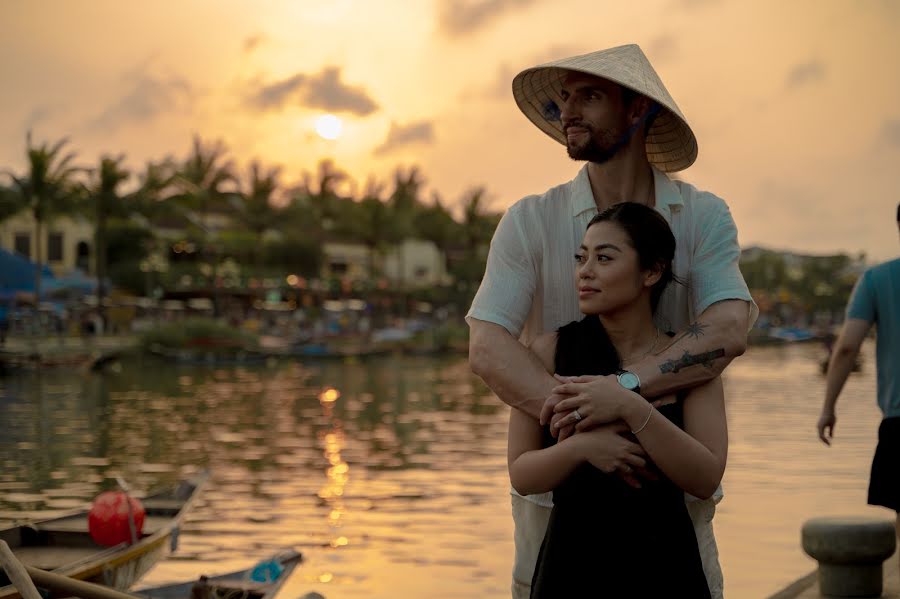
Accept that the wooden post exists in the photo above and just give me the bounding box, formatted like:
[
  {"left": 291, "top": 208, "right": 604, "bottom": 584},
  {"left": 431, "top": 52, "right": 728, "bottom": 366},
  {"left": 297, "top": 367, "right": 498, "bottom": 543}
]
[{"left": 0, "top": 540, "right": 43, "bottom": 599}]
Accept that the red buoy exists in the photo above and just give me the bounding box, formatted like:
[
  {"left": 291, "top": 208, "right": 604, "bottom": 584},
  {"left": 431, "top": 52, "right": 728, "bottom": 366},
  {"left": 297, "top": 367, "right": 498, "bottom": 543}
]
[{"left": 88, "top": 491, "right": 146, "bottom": 546}]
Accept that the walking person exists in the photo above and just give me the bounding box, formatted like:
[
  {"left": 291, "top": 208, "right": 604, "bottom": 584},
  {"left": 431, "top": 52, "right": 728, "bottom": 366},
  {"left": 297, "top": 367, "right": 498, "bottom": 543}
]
[
  {"left": 467, "top": 44, "right": 757, "bottom": 598},
  {"left": 817, "top": 202, "right": 900, "bottom": 578}
]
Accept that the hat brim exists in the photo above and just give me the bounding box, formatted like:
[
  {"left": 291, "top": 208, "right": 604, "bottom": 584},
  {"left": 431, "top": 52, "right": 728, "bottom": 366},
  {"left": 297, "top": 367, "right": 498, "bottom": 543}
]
[{"left": 513, "top": 65, "right": 698, "bottom": 172}]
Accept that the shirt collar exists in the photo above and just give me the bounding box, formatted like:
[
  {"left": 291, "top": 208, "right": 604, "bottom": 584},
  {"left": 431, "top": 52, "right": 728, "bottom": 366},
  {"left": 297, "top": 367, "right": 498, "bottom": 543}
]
[
  {"left": 570, "top": 166, "right": 596, "bottom": 218},
  {"left": 570, "top": 165, "right": 684, "bottom": 219},
  {"left": 653, "top": 167, "right": 684, "bottom": 217}
]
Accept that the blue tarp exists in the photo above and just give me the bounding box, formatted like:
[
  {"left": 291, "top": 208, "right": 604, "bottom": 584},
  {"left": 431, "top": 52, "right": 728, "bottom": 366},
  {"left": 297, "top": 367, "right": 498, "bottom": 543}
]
[
  {"left": 44, "top": 270, "right": 97, "bottom": 295},
  {"left": 0, "top": 248, "right": 54, "bottom": 294}
]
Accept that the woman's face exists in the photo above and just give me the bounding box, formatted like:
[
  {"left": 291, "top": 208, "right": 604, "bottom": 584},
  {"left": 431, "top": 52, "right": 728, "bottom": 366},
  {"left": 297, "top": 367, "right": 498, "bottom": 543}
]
[{"left": 575, "top": 220, "right": 653, "bottom": 315}]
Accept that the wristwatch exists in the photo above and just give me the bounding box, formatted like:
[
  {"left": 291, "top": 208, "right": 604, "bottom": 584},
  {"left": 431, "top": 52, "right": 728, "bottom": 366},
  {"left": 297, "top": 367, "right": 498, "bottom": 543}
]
[{"left": 616, "top": 370, "right": 641, "bottom": 395}]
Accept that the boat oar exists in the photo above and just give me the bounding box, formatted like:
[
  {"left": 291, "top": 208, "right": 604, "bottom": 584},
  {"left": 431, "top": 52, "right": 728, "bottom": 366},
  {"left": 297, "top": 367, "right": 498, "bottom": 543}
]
[
  {"left": 1, "top": 540, "right": 143, "bottom": 599},
  {"left": 0, "top": 540, "right": 42, "bottom": 599},
  {"left": 21, "top": 565, "right": 145, "bottom": 599}
]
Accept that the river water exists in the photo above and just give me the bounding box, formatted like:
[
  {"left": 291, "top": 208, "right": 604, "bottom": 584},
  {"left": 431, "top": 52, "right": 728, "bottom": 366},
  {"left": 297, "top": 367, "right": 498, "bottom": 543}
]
[{"left": 0, "top": 343, "right": 887, "bottom": 598}]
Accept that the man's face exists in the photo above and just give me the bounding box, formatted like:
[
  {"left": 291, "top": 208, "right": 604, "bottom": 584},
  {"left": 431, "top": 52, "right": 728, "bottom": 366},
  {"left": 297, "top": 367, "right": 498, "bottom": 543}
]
[{"left": 558, "top": 72, "right": 632, "bottom": 163}]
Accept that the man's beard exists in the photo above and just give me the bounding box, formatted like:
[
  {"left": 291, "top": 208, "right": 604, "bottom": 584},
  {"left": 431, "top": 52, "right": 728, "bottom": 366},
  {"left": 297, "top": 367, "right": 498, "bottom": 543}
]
[{"left": 566, "top": 123, "right": 632, "bottom": 164}]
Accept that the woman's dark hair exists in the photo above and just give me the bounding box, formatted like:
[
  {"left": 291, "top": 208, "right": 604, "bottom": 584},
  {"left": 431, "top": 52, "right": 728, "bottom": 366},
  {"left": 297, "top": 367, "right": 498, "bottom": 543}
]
[{"left": 586, "top": 202, "right": 679, "bottom": 312}]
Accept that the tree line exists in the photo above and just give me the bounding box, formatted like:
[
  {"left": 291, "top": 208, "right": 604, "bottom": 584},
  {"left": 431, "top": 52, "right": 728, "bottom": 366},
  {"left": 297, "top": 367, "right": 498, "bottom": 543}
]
[{"left": 0, "top": 133, "right": 503, "bottom": 308}]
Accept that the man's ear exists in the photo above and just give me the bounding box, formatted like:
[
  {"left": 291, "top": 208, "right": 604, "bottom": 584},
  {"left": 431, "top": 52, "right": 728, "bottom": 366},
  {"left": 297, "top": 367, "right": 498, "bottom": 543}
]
[{"left": 629, "top": 96, "right": 653, "bottom": 126}]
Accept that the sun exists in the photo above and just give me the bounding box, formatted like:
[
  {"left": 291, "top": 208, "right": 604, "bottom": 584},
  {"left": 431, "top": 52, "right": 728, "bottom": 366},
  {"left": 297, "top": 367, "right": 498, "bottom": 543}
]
[{"left": 315, "top": 114, "right": 343, "bottom": 140}]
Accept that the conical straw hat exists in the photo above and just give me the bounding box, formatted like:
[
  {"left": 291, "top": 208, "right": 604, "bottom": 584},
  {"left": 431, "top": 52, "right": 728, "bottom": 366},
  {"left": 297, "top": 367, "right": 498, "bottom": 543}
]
[{"left": 512, "top": 44, "right": 698, "bottom": 172}]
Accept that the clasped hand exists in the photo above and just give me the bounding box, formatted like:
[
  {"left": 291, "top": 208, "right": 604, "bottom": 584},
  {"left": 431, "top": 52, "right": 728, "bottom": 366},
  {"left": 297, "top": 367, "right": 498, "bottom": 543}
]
[
  {"left": 540, "top": 373, "right": 629, "bottom": 438},
  {"left": 541, "top": 374, "right": 656, "bottom": 488}
]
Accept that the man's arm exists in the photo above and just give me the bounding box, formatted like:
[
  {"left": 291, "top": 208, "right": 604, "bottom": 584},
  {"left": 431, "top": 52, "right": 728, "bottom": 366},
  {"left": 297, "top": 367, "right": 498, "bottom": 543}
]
[
  {"left": 546, "top": 299, "right": 750, "bottom": 430},
  {"left": 469, "top": 319, "right": 557, "bottom": 419},
  {"left": 630, "top": 195, "right": 754, "bottom": 396},
  {"left": 631, "top": 299, "right": 750, "bottom": 397},
  {"left": 817, "top": 318, "right": 871, "bottom": 445},
  {"left": 466, "top": 205, "right": 555, "bottom": 419}
]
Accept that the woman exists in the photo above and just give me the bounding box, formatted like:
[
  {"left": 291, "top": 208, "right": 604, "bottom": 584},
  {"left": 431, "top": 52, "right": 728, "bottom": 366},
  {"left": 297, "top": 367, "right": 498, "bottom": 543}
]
[{"left": 507, "top": 203, "right": 727, "bottom": 598}]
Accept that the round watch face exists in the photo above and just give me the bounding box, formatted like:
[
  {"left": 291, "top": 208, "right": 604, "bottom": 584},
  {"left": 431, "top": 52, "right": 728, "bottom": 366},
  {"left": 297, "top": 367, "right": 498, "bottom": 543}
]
[{"left": 618, "top": 371, "right": 640, "bottom": 391}]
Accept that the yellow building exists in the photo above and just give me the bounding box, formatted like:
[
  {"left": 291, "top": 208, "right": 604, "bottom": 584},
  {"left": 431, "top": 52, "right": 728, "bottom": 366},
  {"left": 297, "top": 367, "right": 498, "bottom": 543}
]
[
  {"left": 321, "top": 239, "right": 450, "bottom": 288},
  {"left": 384, "top": 239, "right": 451, "bottom": 288},
  {"left": 0, "top": 212, "right": 94, "bottom": 275},
  {"left": 321, "top": 241, "right": 372, "bottom": 281}
]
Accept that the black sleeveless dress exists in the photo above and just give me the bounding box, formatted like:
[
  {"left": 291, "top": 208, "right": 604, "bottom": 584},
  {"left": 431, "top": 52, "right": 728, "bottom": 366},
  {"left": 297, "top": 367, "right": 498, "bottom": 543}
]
[{"left": 530, "top": 316, "right": 711, "bottom": 599}]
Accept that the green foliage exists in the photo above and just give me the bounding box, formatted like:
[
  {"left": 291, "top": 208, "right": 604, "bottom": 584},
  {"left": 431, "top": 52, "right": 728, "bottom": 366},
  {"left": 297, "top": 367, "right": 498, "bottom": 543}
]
[
  {"left": 105, "top": 219, "right": 155, "bottom": 294},
  {"left": 6, "top": 133, "right": 83, "bottom": 222},
  {"left": 170, "top": 136, "right": 236, "bottom": 212},
  {"left": 106, "top": 219, "right": 154, "bottom": 264},
  {"left": 217, "top": 230, "right": 259, "bottom": 263},
  {"left": 430, "top": 321, "right": 469, "bottom": 350},
  {"left": 414, "top": 194, "right": 460, "bottom": 252},
  {"left": 4, "top": 133, "right": 83, "bottom": 303},
  {"left": 0, "top": 184, "right": 25, "bottom": 222},
  {"left": 263, "top": 238, "right": 323, "bottom": 276},
  {"left": 140, "top": 317, "right": 258, "bottom": 352},
  {"left": 108, "top": 260, "right": 147, "bottom": 295},
  {"left": 740, "top": 249, "right": 861, "bottom": 315},
  {"left": 3, "top": 132, "right": 506, "bottom": 303}
]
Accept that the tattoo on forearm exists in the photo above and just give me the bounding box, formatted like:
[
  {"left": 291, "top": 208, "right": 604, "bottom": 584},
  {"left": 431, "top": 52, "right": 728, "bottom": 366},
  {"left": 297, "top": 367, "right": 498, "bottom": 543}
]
[
  {"left": 659, "top": 349, "right": 726, "bottom": 374},
  {"left": 676, "top": 321, "right": 708, "bottom": 342}
]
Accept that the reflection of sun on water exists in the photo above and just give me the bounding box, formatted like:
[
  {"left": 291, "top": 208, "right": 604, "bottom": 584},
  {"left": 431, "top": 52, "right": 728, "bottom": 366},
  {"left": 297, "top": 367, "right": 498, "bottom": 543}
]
[
  {"left": 320, "top": 387, "right": 340, "bottom": 403},
  {"left": 314, "top": 114, "right": 343, "bottom": 140},
  {"left": 317, "top": 386, "right": 347, "bottom": 586}
]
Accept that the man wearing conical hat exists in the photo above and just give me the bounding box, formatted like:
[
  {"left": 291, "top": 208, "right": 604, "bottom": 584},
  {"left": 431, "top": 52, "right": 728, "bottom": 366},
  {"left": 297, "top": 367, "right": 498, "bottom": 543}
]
[{"left": 467, "top": 44, "right": 757, "bottom": 598}]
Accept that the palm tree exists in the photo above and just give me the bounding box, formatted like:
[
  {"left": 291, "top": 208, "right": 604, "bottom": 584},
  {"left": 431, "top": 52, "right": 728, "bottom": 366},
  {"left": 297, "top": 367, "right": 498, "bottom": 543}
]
[
  {"left": 172, "top": 137, "right": 236, "bottom": 296},
  {"left": 308, "top": 158, "right": 348, "bottom": 231},
  {"left": 172, "top": 136, "right": 236, "bottom": 232},
  {"left": 456, "top": 186, "right": 501, "bottom": 284},
  {"left": 0, "top": 183, "right": 25, "bottom": 224},
  {"left": 284, "top": 159, "right": 350, "bottom": 247},
  {"left": 387, "top": 167, "right": 425, "bottom": 288},
  {"left": 388, "top": 166, "right": 423, "bottom": 234},
  {"left": 355, "top": 178, "right": 391, "bottom": 280},
  {"left": 131, "top": 158, "right": 178, "bottom": 222},
  {"left": 4, "top": 132, "right": 81, "bottom": 306},
  {"left": 414, "top": 192, "right": 460, "bottom": 269},
  {"left": 234, "top": 161, "right": 282, "bottom": 270},
  {"left": 86, "top": 155, "right": 130, "bottom": 318},
  {"left": 461, "top": 186, "right": 500, "bottom": 251}
]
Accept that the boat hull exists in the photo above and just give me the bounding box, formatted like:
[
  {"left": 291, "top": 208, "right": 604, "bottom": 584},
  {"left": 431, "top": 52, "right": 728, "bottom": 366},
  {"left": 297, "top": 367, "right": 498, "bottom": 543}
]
[{"left": 0, "top": 476, "right": 206, "bottom": 599}]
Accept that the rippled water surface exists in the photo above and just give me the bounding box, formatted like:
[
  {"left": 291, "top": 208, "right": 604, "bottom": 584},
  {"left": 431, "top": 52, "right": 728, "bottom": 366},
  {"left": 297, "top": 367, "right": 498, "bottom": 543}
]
[{"left": 0, "top": 344, "right": 885, "bottom": 598}]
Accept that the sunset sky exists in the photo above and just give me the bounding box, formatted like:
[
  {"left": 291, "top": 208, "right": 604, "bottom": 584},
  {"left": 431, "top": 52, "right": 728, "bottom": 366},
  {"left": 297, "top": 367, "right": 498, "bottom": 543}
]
[{"left": 2, "top": 0, "right": 899, "bottom": 261}]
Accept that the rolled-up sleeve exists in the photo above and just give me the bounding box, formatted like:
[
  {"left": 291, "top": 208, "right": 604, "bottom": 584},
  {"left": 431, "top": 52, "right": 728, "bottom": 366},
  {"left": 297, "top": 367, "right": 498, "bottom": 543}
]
[
  {"left": 466, "top": 207, "right": 537, "bottom": 338},
  {"left": 691, "top": 199, "right": 759, "bottom": 328}
]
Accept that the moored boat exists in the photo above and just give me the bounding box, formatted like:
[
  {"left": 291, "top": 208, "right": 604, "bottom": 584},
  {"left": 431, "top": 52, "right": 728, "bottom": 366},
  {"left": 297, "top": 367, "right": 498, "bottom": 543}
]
[
  {"left": 134, "top": 548, "right": 302, "bottom": 599},
  {"left": 0, "top": 476, "right": 207, "bottom": 599}
]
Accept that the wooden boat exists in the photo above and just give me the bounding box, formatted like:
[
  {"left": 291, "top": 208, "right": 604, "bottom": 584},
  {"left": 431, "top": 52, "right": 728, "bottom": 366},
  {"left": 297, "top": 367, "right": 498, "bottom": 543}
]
[
  {"left": 0, "top": 476, "right": 206, "bottom": 599},
  {"left": 134, "top": 548, "right": 302, "bottom": 599}
]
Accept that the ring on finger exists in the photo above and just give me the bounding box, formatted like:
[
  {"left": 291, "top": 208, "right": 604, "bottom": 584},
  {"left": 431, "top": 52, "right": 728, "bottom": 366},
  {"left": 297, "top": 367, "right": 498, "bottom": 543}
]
[{"left": 572, "top": 409, "right": 583, "bottom": 422}]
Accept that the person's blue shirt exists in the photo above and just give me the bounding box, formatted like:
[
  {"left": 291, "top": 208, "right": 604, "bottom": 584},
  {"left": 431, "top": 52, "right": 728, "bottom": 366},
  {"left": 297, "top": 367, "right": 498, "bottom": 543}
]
[{"left": 846, "top": 257, "right": 900, "bottom": 418}]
